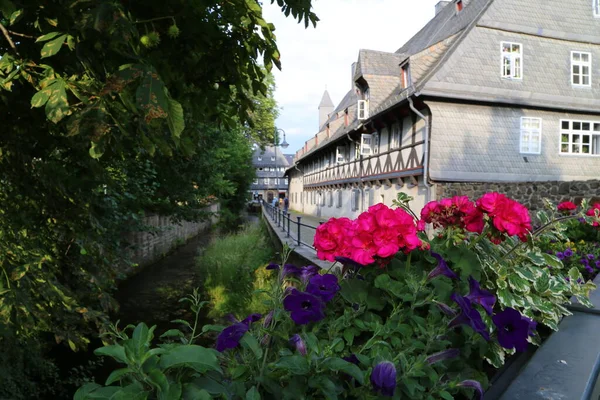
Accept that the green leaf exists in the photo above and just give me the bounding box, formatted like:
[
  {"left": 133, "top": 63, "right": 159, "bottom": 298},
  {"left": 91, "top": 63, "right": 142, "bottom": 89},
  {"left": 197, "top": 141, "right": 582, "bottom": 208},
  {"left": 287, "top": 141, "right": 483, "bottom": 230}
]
[
  {"left": 497, "top": 289, "right": 517, "bottom": 308},
  {"left": 89, "top": 141, "right": 105, "bottom": 159},
  {"left": 160, "top": 329, "right": 184, "bottom": 339},
  {"left": 543, "top": 253, "right": 563, "bottom": 269},
  {"left": 147, "top": 368, "right": 169, "bottom": 393},
  {"left": 136, "top": 70, "right": 169, "bottom": 123},
  {"left": 321, "top": 357, "right": 364, "bottom": 385},
  {"left": 9, "top": 8, "right": 22, "bottom": 25},
  {"left": 273, "top": 355, "right": 309, "bottom": 375},
  {"left": 0, "top": 0, "right": 16, "bottom": 20},
  {"left": 533, "top": 270, "right": 550, "bottom": 293},
  {"left": 568, "top": 267, "right": 581, "bottom": 281},
  {"left": 131, "top": 323, "right": 154, "bottom": 358},
  {"left": 240, "top": 333, "right": 263, "bottom": 359},
  {"left": 35, "top": 31, "right": 62, "bottom": 43},
  {"left": 94, "top": 344, "right": 127, "bottom": 364},
  {"left": 44, "top": 80, "right": 69, "bottom": 123},
  {"left": 159, "top": 345, "right": 221, "bottom": 374},
  {"left": 182, "top": 385, "right": 211, "bottom": 400},
  {"left": 74, "top": 383, "right": 101, "bottom": 400},
  {"left": 246, "top": 386, "right": 261, "bottom": 400},
  {"left": 508, "top": 274, "right": 530, "bottom": 293},
  {"left": 40, "top": 34, "right": 67, "bottom": 58},
  {"left": 439, "top": 390, "right": 454, "bottom": 400},
  {"left": 167, "top": 99, "right": 185, "bottom": 138},
  {"left": 105, "top": 368, "right": 133, "bottom": 385}
]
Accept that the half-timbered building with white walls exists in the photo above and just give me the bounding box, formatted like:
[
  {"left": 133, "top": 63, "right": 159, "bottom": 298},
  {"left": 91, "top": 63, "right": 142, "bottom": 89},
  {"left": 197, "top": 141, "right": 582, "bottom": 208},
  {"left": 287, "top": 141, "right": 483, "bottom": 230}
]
[{"left": 287, "top": 0, "right": 600, "bottom": 220}]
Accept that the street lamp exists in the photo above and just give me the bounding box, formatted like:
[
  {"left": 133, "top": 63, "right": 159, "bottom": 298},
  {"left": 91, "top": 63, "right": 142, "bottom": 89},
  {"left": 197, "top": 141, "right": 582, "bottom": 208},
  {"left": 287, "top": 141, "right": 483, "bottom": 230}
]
[{"left": 274, "top": 128, "right": 288, "bottom": 204}]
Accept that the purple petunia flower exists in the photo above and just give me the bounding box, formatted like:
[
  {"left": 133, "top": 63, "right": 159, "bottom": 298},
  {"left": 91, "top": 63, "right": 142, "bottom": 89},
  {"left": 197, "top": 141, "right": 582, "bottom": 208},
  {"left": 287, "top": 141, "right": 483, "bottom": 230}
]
[
  {"left": 465, "top": 276, "right": 496, "bottom": 315},
  {"left": 282, "top": 264, "right": 301, "bottom": 278},
  {"left": 425, "top": 348, "right": 460, "bottom": 365},
  {"left": 556, "top": 252, "right": 565, "bottom": 260},
  {"left": 241, "top": 313, "right": 262, "bottom": 325},
  {"left": 596, "top": 260, "right": 600, "bottom": 269},
  {"left": 335, "top": 256, "right": 365, "bottom": 268},
  {"left": 457, "top": 380, "right": 483, "bottom": 400},
  {"left": 492, "top": 307, "right": 536, "bottom": 352},
  {"left": 588, "top": 254, "right": 596, "bottom": 260},
  {"left": 266, "top": 263, "right": 280, "bottom": 270},
  {"left": 289, "top": 334, "right": 307, "bottom": 355},
  {"left": 306, "top": 274, "right": 340, "bottom": 302},
  {"left": 427, "top": 252, "right": 459, "bottom": 280},
  {"left": 263, "top": 310, "right": 274, "bottom": 327},
  {"left": 586, "top": 265, "right": 594, "bottom": 274},
  {"left": 300, "top": 265, "right": 320, "bottom": 282},
  {"left": 343, "top": 354, "right": 360, "bottom": 365},
  {"left": 371, "top": 361, "right": 396, "bottom": 397},
  {"left": 449, "top": 293, "right": 490, "bottom": 341},
  {"left": 564, "top": 248, "right": 573, "bottom": 258},
  {"left": 435, "top": 301, "right": 457, "bottom": 317},
  {"left": 283, "top": 288, "right": 325, "bottom": 325},
  {"left": 215, "top": 323, "right": 249, "bottom": 352},
  {"left": 581, "top": 258, "right": 590, "bottom": 266}
]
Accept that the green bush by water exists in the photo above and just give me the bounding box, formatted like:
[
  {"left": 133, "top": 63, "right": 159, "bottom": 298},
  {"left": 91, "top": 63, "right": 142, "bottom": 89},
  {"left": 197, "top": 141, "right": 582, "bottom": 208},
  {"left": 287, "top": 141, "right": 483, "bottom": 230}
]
[{"left": 198, "top": 223, "right": 274, "bottom": 318}]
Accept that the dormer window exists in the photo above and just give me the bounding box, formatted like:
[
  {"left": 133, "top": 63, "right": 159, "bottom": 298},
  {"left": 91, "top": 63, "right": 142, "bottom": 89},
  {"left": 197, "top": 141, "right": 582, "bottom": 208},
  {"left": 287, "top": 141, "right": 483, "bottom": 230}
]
[
  {"left": 271, "top": 156, "right": 275, "bottom": 161},
  {"left": 401, "top": 62, "right": 411, "bottom": 89},
  {"left": 258, "top": 156, "right": 262, "bottom": 161},
  {"left": 456, "top": 0, "right": 463, "bottom": 12},
  {"left": 501, "top": 42, "right": 522, "bottom": 80}
]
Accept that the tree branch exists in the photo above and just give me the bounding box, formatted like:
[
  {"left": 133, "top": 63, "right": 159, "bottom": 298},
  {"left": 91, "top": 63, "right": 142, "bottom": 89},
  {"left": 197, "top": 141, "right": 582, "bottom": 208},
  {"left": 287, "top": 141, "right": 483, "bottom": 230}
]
[
  {"left": 8, "top": 29, "right": 35, "bottom": 39},
  {"left": 0, "top": 22, "right": 20, "bottom": 56},
  {"left": 134, "top": 16, "right": 174, "bottom": 24}
]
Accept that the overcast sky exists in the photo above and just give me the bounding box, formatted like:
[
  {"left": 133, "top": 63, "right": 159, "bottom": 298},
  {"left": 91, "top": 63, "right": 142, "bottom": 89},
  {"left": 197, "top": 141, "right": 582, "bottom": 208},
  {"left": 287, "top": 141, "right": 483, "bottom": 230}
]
[{"left": 262, "top": 0, "right": 441, "bottom": 154}]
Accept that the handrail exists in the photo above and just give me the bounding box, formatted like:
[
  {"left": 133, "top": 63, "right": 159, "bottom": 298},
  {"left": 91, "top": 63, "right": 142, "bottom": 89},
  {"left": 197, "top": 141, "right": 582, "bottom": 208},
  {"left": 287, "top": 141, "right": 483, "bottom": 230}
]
[{"left": 261, "top": 202, "right": 319, "bottom": 250}]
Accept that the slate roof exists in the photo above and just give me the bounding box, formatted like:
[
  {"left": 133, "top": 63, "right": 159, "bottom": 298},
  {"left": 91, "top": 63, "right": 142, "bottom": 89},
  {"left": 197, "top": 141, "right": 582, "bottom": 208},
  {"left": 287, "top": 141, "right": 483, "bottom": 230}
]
[
  {"left": 252, "top": 145, "right": 293, "bottom": 167},
  {"left": 296, "top": 0, "right": 494, "bottom": 163}
]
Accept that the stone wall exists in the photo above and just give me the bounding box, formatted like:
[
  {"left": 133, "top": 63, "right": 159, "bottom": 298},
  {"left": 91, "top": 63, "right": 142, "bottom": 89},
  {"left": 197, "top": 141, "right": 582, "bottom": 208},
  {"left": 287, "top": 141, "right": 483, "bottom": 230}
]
[
  {"left": 435, "top": 180, "right": 600, "bottom": 211},
  {"left": 122, "top": 203, "right": 219, "bottom": 273}
]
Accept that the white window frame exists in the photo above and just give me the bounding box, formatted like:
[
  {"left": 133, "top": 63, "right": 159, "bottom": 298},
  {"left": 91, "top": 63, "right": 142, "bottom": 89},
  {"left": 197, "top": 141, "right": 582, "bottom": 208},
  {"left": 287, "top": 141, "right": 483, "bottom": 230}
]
[
  {"left": 595, "top": 0, "right": 600, "bottom": 17},
  {"left": 571, "top": 51, "right": 592, "bottom": 87},
  {"left": 360, "top": 134, "right": 373, "bottom": 156},
  {"left": 328, "top": 191, "right": 333, "bottom": 207},
  {"left": 373, "top": 133, "right": 380, "bottom": 155},
  {"left": 263, "top": 178, "right": 269, "bottom": 185},
  {"left": 559, "top": 120, "right": 600, "bottom": 156},
  {"left": 358, "top": 100, "right": 369, "bottom": 120},
  {"left": 336, "top": 190, "right": 342, "bottom": 208},
  {"left": 257, "top": 156, "right": 262, "bottom": 161},
  {"left": 500, "top": 42, "right": 523, "bottom": 80},
  {"left": 519, "top": 117, "right": 542, "bottom": 154},
  {"left": 253, "top": 178, "right": 258, "bottom": 184},
  {"left": 351, "top": 189, "right": 359, "bottom": 211},
  {"left": 390, "top": 123, "right": 401, "bottom": 149},
  {"left": 336, "top": 146, "right": 345, "bottom": 163},
  {"left": 271, "top": 156, "right": 275, "bottom": 162}
]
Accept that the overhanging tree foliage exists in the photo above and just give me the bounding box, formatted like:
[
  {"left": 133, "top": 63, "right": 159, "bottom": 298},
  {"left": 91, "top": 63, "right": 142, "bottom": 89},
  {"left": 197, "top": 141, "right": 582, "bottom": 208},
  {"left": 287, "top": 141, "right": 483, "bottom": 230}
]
[{"left": 0, "top": 1, "right": 316, "bottom": 396}]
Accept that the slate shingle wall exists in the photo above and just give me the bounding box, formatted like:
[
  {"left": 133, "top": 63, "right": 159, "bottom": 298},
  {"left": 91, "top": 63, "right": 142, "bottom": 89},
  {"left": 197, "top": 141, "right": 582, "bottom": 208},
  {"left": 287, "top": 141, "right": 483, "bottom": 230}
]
[
  {"left": 427, "top": 101, "right": 600, "bottom": 181},
  {"left": 429, "top": 26, "right": 600, "bottom": 108}
]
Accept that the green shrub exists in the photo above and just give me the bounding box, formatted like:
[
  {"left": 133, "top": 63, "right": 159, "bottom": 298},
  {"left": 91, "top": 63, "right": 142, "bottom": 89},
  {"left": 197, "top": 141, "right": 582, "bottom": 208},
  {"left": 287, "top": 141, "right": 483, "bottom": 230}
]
[{"left": 198, "top": 223, "right": 274, "bottom": 318}]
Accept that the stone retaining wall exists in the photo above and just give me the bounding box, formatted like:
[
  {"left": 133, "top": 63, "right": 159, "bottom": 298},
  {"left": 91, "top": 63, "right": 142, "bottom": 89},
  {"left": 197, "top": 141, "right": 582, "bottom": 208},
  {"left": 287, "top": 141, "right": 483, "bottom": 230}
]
[
  {"left": 123, "top": 203, "right": 219, "bottom": 272},
  {"left": 435, "top": 180, "right": 600, "bottom": 211}
]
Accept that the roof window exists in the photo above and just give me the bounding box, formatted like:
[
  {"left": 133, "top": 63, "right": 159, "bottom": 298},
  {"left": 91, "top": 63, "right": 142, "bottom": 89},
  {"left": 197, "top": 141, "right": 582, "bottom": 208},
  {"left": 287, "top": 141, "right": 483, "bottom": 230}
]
[{"left": 456, "top": 0, "right": 463, "bottom": 12}]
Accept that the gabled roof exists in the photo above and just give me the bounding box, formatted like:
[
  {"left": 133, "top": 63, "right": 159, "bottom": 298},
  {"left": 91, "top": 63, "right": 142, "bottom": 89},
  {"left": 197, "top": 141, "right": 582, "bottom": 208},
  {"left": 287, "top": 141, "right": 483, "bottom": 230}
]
[
  {"left": 354, "top": 49, "right": 407, "bottom": 80},
  {"left": 396, "top": 0, "right": 491, "bottom": 56},
  {"left": 318, "top": 90, "right": 334, "bottom": 108}
]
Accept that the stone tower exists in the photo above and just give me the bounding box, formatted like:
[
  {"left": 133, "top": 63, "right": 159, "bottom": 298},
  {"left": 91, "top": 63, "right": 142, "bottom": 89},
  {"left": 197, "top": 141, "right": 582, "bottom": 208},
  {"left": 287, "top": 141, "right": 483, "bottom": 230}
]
[{"left": 318, "top": 90, "right": 334, "bottom": 129}]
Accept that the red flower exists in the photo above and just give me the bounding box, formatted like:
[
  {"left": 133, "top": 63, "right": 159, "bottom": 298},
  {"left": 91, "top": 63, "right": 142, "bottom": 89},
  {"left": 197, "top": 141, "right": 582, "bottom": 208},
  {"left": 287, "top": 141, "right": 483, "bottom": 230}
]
[
  {"left": 586, "top": 203, "right": 600, "bottom": 227},
  {"left": 477, "top": 193, "right": 531, "bottom": 242},
  {"left": 557, "top": 201, "right": 577, "bottom": 212},
  {"left": 420, "top": 196, "right": 483, "bottom": 233},
  {"left": 314, "top": 217, "right": 354, "bottom": 261}
]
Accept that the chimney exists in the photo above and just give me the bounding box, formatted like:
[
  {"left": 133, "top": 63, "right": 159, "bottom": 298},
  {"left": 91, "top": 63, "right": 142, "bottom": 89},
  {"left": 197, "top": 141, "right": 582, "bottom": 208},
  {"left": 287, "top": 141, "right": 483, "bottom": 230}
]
[
  {"left": 351, "top": 62, "right": 357, "bottom": 90},
  {"left": 435, "top": 1, "right": 451, "bottom": 15}
]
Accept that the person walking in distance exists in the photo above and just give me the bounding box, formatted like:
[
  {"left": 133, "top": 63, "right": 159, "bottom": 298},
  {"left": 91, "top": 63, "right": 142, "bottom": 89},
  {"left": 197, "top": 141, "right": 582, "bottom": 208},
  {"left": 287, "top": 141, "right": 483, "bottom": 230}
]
[{"left": 283, "top": 197, "right": 289, "bottom": 214}]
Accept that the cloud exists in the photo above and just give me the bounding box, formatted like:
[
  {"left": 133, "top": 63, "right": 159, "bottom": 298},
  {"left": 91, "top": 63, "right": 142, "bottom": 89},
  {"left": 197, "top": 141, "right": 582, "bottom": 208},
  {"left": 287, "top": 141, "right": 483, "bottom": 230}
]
[{"left": 262, "top": 0, "right": 441, "bottom": 153}]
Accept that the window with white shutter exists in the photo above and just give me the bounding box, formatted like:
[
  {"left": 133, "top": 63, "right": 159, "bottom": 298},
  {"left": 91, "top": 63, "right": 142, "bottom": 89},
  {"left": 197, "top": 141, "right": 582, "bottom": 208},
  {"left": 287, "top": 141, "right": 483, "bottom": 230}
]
[
  {"left": 520, "top": 117, "right": 542, "bottom": 154},
  {"left": 358, "top": 100, "right": 369, "bottom": 120},
  {"left": 501, "top": 42, "right": 522, "bottom": 79},
  {"left": 360, "top": 134, "right": 373, "bottom": 156},
  {"left": 336, "top": 146, "right": 345, "bottom": 163}
]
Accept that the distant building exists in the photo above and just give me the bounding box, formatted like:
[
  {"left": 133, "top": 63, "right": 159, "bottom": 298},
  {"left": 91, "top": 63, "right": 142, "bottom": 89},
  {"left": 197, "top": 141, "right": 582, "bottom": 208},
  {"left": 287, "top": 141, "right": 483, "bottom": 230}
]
[
  {"left": 250, "top": 145, "right": 294, "bottom": 203},
  {"left": 286, "top": 0, "right": 600, "bottom": 219}
]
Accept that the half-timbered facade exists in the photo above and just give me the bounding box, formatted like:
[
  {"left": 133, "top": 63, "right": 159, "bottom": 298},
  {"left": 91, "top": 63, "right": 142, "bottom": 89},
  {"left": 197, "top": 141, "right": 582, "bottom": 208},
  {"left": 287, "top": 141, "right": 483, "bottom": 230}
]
[{"left": 287, "top": 0, "right": 600, "bottom": 219}]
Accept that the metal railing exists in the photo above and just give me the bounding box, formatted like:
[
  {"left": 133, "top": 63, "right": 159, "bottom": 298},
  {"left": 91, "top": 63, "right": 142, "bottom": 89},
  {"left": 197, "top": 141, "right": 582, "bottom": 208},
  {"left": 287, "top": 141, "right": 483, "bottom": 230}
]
[{"left": 262, "top": 202, "right": 322, "bottom": 249}]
